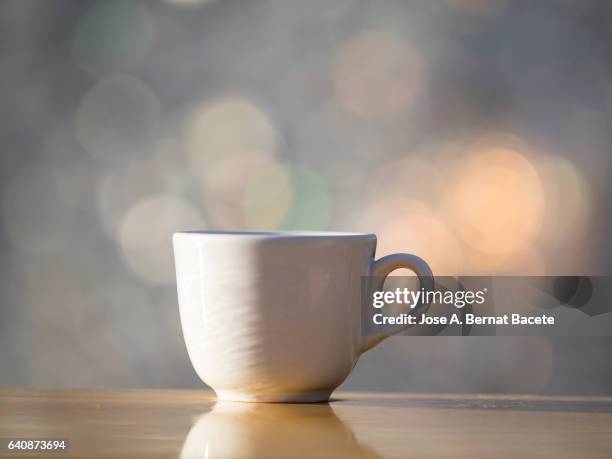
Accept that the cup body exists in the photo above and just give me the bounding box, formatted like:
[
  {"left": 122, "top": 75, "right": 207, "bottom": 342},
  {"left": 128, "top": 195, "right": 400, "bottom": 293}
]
[{"left": 173, "top": 231, "right": 376, "bottom": 402}]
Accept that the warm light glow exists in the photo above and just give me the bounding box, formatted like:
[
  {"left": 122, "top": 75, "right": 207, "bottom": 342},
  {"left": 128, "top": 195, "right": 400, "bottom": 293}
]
[
  {"left": 183, "top": 96, "right": 278, "bottom": 177},
  {"left": 355, "top": 198, "right": 464, "bottom": 275},
  {"left": 446, "top": 147, "right": 545, "bottom": 255}
]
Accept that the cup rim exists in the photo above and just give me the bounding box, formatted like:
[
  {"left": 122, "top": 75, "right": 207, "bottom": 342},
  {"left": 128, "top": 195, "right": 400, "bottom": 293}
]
[{"left": 173, "top": 230, "right": 376, "bottom": 239}]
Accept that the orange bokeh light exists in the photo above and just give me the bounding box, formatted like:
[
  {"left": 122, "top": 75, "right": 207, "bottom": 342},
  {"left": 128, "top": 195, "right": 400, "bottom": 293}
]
[{"left": 445, "top": 147, "right": 545, "bottom": 255}]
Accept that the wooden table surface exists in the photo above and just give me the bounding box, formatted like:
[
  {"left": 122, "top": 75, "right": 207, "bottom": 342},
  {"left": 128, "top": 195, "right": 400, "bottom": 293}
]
[{"left": 1, "top": 389, "right": 612, "bottom": 458}]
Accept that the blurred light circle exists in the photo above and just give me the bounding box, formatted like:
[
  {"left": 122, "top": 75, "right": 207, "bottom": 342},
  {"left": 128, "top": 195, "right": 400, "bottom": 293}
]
[
  {"left": 1, "top": 166, "right": 75, "bottom": 255},
  {"left": 358, "top": 198, "right": 464, "bottom": 275},
  {"left": 280, "top": 168, "right": 333, "bottom": 230},
  {"left": 184, "top": 96, "right": 278, "bottom": 176},
  {"left": 446, "top": 148, "right": 545, "bottom": 255},
  {"left": 119, "top": 194, "right": 205, "bottom": 283},
  {"left": 241, "top": 161, "right": 292, "bottom": 230},
  {"left": 334, "top": 30, "right": 425, "bottom": 117},
  {"left": 201, "top": 155, "right": 262, "bottom": 228},
  {"left": 385, "top": 211, "right": 464, "bottom": 276},
  {"left": 76, "top": 75, "right": 161, "bottom": 162},
  {"left": 536, "top": 155, "right": 591, "bottom": 245},
  {"left": 204, "top": 162, "right": 331, "bottom": 232},
  {"left": 72, "top": 0, "right": 156, "bottom": 76}
]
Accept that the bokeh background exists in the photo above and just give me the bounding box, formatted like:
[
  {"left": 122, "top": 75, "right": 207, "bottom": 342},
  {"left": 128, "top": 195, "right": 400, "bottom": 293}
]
[{"left": 1, "top": 0, "right": 611, "bottom": 393}]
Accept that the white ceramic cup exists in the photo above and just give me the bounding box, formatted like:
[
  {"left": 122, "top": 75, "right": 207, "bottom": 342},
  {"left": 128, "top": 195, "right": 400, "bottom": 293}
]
[{"left": 173, "top": 231, "right": 433, "bottom": 402}]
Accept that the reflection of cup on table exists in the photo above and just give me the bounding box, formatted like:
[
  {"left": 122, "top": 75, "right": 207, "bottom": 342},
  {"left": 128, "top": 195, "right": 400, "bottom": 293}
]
[
  {"left": 173, "top": 231, "right": 433, "bottom": 402},
  {"left": 180, "top": 402, "right": 383, "bottom": 459}
]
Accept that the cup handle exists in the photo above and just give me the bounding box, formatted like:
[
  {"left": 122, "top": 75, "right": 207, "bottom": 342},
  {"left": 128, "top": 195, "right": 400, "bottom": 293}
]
[{"left": 360, "top": 253, "right": 434, "bottom": 354}]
